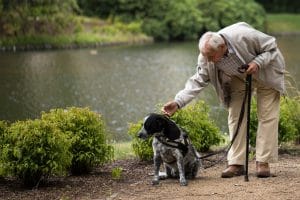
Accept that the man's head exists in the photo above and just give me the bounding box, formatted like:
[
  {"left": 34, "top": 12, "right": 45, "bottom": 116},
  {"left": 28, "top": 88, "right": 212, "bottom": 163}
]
[{"left": 199, "top": 32, "right": 227, "bottom": 63}]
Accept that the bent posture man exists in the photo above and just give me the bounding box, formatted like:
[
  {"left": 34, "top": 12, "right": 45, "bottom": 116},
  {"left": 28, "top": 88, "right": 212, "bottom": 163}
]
[{"left": 162, "top": 22, "right": 285, "bottom": 178}]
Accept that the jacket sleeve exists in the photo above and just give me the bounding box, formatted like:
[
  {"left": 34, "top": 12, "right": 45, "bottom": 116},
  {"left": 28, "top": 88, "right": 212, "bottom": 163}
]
[
  {"left": 174, "top": 54, "right": 210, "bottom": 108},
  {"left": 243, "top": 25, "right": 278, "bottom": 69}
]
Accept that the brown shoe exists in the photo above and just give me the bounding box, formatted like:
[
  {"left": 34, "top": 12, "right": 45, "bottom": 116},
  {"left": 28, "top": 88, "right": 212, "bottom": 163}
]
[
  {"left": 221, "top": 165, "right": 245, "bottom": 178},
  {"left": 256, "top": 162, "right": 270, "bottom": 178}
]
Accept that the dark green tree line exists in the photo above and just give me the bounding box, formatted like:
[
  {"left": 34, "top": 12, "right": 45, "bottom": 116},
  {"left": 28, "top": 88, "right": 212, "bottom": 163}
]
[
  {"left": 77, "top": 0, "right": 266, "bottom": 41},
  {"left": 0, "top": 0, "right": 79, "bottom": 37},
  {"left": 0, "top": 0, "right": 266, "bottom": 43},
  {"left": 255, "top": 0, "right": 300, "bottom": 13}
]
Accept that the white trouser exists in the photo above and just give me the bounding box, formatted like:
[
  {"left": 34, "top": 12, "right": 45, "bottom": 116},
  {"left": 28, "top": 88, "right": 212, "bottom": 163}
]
[{"left": 227, "top": 76, "right": 280, "bottom": 165}]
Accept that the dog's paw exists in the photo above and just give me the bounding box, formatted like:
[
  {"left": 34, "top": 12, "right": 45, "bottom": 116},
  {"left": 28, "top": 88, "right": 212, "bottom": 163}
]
[
  {"left": 152, "top": 179, "right": 160, "bottom": 185},
  {"left": 158, "top": 171, "right": 167, "bottom": 180},
  {"left": 180, "top": 180, "right": 188, "bottom": 186},
  {"left": 179, "top": 178, "right": 188, "bottom": 186}
]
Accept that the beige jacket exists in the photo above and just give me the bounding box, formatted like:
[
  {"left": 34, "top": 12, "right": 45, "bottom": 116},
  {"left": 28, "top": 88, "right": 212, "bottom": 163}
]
[{"left": 175, "top": 22, "right": 285, "bottom": 108}]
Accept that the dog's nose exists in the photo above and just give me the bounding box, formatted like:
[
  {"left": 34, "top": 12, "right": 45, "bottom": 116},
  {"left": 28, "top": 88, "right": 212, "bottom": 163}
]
[
  {"left": 137, "top": 132, "right": 142, "bottom": 138},
  {"left": 137, "top": 131, "right": 145, "bottom": 138},
  {"left": 137, "top": 130, "right": 147, "bottom": 139}
]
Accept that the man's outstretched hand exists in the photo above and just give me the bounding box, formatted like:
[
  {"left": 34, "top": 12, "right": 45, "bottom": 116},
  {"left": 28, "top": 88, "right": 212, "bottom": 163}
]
[{"left": 161, "top": 101, "right": 179, "bottom": 117}]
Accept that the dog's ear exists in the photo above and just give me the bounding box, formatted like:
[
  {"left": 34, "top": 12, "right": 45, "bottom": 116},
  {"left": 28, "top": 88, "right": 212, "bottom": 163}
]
[{"left": 163, "top": 118, "right": 181, "bottom": 140}]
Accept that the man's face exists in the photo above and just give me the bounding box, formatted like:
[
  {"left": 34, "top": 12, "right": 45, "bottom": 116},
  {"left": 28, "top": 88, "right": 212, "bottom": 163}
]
[{"left": 202, "top": 43, "right": 226, "bottom": 63}]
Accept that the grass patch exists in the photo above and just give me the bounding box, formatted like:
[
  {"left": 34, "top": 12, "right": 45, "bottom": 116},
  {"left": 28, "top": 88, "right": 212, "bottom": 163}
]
[
  {"left": 0, "top": 16, "right": 152, "bottom": 50},
  {"left": 112, "top": 141, "right": 135, "bottom": 160},
  {"left": 266, "top": 13, "right": 300, "bottom": 33}
]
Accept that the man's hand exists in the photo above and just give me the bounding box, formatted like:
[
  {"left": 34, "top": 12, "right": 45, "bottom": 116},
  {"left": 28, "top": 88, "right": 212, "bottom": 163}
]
[
  {"left": 161, "top": 101, "right": 179, "bottom": 117},
  {"left": 246, "top": 62, "right": 259, "bottom": 74}
]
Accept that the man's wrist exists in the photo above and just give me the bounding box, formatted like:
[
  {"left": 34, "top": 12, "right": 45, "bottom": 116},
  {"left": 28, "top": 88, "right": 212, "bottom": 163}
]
[{"left": 175, "top": 102, "right": 180, "bottom": 109}]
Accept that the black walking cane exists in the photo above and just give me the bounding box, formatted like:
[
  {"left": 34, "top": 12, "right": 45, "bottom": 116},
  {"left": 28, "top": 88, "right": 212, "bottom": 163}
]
[
  {"left": 244, "top": 73, "right": 252, "bottom": 182},
  {"left": 238, "top": 64, "right": 252, "bottom": 182}
]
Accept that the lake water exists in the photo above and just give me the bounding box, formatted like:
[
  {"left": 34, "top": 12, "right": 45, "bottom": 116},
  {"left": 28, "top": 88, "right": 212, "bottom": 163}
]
[{"left": 0, "top": 36, "right": 299, "bottom": 141}]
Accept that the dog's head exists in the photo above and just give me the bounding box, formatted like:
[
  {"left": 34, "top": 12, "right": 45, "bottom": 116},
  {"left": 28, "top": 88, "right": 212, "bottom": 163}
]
[{"left": 137, "top": 113, "right": 181, "bottom": 140}]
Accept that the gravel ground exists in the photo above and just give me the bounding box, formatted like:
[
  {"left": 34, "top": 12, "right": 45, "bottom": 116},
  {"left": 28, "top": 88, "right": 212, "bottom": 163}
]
[{"left": 0, "top": 148, "right": 299, "bottom": 200}]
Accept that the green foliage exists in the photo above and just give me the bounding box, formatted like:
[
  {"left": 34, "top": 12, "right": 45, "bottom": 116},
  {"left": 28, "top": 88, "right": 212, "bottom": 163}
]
[
  {"left": 0, "top": 15, "right": 150, "bottom": 50},
  {"left": 41, "top": 107, "right": 114, "bottom": 175},
  {"left": 1, "top": 0, "right": 267, "bottom": 47},
  {"left": 78, "top": 0, "right": 266, "bottom": 41},
  {"left": 0, "top": 120, "right": 7, "bottom": 142},
  {"left": 77, "top": 0, "right": 146, "bottom": 19},
  {"left": 0, "top": 107, "right": 115, "bottom": 185},
  {"left": 249, "top": 96, "right": 300, "bottom": 146},
  {"left": 0, "top": 119, "right": 72, "bottom": 187},
  {"left": 198, "top": 0, "right": 266, "bottom": 31},
  {"left": 141, "top": 0, "right": 204, "bottom": 40},
  {"left": 278, "top": 97, "right": 300, "bottom": 143},
  {"left": 128, "top": 121, "right": 153, "bottom": 161},
  {"left": 0, "top": 121, "right": 8, "bottom": 177},
  {"left": 172, "top": 101, "right": 225, "bottom": 152},
  {"left": 249, "top": 99, "right": 258, "bottom": 147},
  {"left": 255, "top": 0, "right": 300, "bottom": 13},
  {"left": 1, "top": 0, "right": 79, "bottom": 13},
  {"left": 142, "top": 18, "right": 169, "bottom": 41},
  {"left": 0, "top": 0, "right": 80, "bottom": 37},
  {"left": 166, "top": 0, "right": 203, "bottom": 40},
  {"left": 128, "top": 101, "right": 224, "bottom": 161},
  {"left": 111, "top": 167, "right": 123, "bottom": 180}
]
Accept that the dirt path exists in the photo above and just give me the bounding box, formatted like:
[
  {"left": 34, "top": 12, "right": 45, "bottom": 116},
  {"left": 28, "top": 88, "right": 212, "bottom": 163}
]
[
  {"left": 113, "top": 154, "right": 300, "bottom": 200},
  {"left": 0, "top": 153, "right": 299, "bottom": 200}
]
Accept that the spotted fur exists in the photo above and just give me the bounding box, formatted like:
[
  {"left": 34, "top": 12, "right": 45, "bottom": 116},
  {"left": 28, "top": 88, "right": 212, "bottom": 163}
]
[{"left": 138, "top": 113, "right": 201, "bottom": 186}]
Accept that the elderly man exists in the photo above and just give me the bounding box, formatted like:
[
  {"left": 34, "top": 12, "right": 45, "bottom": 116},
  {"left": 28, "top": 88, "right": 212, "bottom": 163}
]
[{"left": 162, "top": 22, "right": 285, "bottom": 178}]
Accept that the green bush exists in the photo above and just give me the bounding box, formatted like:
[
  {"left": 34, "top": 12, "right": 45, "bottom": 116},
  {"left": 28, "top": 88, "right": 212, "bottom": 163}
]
[
  {"left": 128, "top": 121, "right": 153, "bottom": 161},
  {"left": 198, "top": 0, "right": 266, "bottom": 31},
  {"left": 128, "top": 101, "right": 224, "bottom": 161},
  {"left": 142, "top": 18, "right": 169, "bottom": 41},
  {"left": 0, "top": 120, "right": 7, "bottom": 143},
  {"left": 249, "top": 99, "right": 258, "bottom": 147},
  {"left": 172, "top": 101, "right": 225, "bottom": 152},
  {"left": 41, "top": 107, "right": 114, "bottom": 175},
  {"left": 0, "top": 119, "right": 72, "bottom": 187},
  {"left": 249, "top": 96, "right": 300, "bottom": 146},
  {"left": 165, "top": 0, "right": 203, "bottom": 40},
  {"left": 141, "top": 0, "right": 204, "bottom": 41},
  {"left": 0, "top": 121, "right": 8, "bottom": 177},
  {"left": 278, "top": 97, "right": 300, "bottom": 143}
]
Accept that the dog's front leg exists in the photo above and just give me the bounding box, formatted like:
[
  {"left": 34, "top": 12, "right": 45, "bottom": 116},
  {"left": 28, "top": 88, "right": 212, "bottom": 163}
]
[
  {"left": 177, "top": 155, "right": 187, "bottom": 186},
  {"left": 152, "top": 154, "right": 162, "bottom": 185}
]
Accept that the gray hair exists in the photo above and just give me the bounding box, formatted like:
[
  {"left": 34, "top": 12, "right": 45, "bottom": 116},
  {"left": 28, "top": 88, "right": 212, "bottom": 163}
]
[{"left": 198, "top": 32, "right": 224, "bottom": 53}]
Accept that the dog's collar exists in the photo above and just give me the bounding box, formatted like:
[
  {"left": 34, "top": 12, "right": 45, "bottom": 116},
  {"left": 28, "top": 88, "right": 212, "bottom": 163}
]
[{"left": 154, "top": 133, "right": 189, "bottom": 156}]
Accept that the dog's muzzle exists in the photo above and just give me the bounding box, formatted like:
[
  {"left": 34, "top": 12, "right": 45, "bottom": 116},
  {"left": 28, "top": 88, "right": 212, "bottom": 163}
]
[{"left": 137, "top": 128, "right": 149, "bottom": 140}]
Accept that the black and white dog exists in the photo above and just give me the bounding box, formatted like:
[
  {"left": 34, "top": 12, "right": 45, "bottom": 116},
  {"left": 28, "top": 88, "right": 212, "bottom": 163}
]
[{"left": 138, "top": 113, "right": 201, "bottom": 186}]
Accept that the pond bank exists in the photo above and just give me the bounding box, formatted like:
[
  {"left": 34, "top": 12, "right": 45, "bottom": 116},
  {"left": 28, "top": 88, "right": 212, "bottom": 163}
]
[
  {"left": 2, "top": 31, "right": 300, "bottom": 52},
  {"left": 0, "top": 37, "right": 153, "bottom": 52},
  {"left": 0, "top": 15, "right": 153, "bottom": 52}
]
